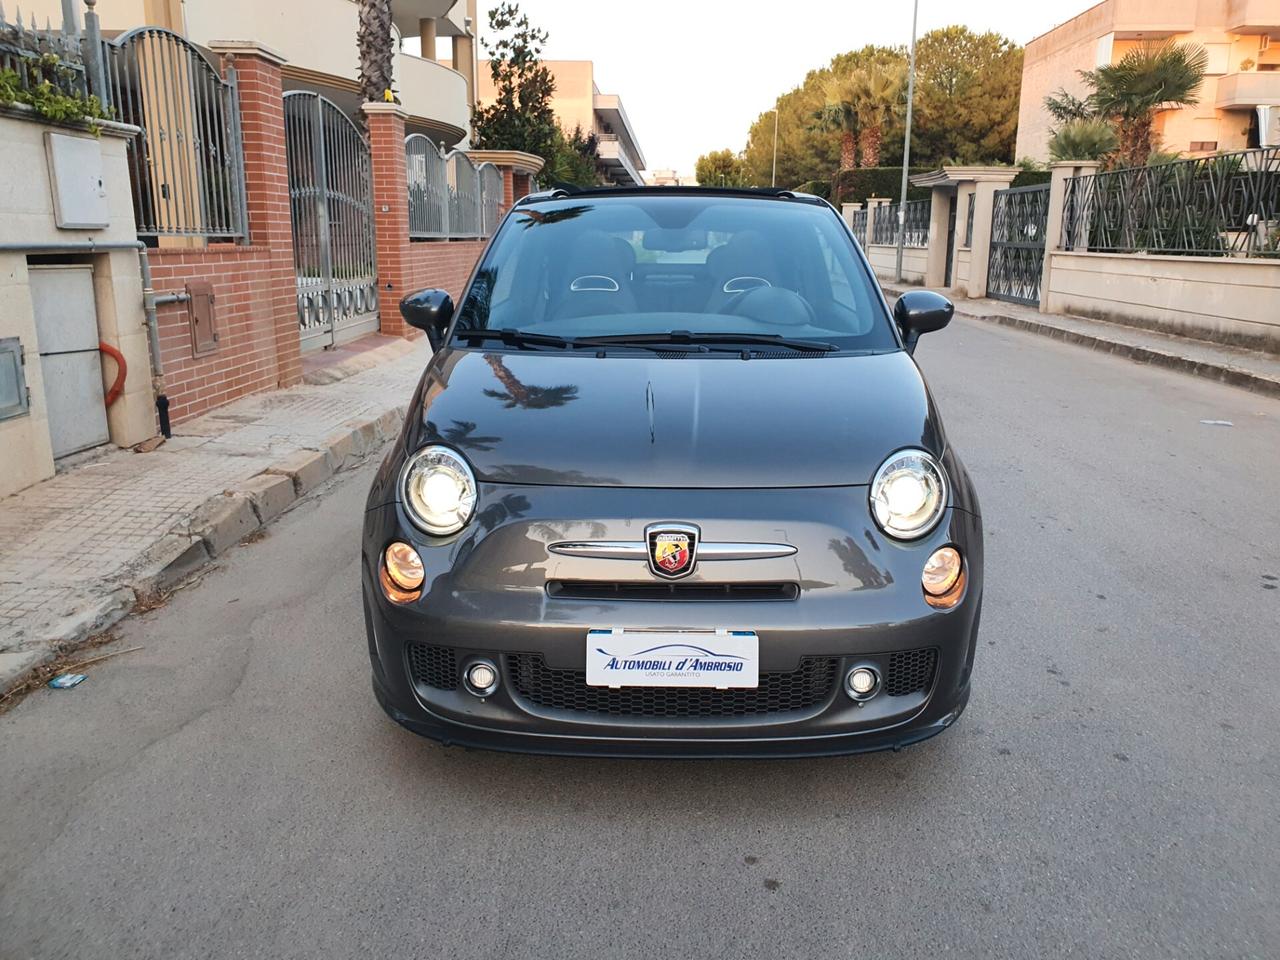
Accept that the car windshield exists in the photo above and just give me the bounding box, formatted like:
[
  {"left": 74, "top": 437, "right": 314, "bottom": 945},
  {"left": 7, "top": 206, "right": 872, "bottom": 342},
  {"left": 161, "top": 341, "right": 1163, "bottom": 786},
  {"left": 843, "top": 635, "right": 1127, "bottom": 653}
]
[{"left": 452, "top": 194, "right": 898, "bottom": 353}]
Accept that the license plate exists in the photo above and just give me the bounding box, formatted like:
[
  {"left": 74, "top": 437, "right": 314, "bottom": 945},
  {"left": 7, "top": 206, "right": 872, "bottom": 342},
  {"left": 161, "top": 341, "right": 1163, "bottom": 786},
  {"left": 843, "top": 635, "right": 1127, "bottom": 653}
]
[{"left": 585, "top": 629, "right": 759, "bottom": 689}]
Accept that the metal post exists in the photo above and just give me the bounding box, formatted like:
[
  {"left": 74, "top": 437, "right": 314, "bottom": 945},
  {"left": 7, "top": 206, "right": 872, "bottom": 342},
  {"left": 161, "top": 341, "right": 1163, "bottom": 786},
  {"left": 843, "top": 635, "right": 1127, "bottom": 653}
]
[
  {"left": 894, "top": 0, "right": 919, "bottom": 284},
  {"left": 61, "top": 0, "right": 79, "bottom": 35},
  {"left": 81, "top": 0, "right": 107, "bottom": 106},
  {"left": 771, "top": 104, "right": 779, "bottom": 188}
]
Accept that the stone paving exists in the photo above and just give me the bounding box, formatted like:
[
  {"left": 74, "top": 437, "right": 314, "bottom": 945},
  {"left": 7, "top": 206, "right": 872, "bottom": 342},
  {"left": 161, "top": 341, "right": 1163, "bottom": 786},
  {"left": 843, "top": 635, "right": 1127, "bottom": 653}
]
[{"left": 0, "top": 338, "right": 431, "bottom": 690}]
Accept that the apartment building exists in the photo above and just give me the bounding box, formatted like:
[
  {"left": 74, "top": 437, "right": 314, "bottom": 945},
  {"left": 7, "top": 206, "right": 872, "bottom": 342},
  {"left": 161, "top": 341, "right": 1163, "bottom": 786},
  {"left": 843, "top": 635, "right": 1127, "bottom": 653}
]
[
  {"left": 24, "top": 0, "right": 479, "bottom": 146},
  {"left": 1016, "top": 0, "right": 1280, "bottom": 161},
  {"left": 477, "top": 60, "right": 647, "bottom": 185}
]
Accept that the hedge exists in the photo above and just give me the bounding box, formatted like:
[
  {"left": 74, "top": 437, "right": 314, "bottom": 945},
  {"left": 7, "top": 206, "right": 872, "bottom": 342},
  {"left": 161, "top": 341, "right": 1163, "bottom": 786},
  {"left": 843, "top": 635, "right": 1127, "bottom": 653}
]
[
  {"left": 1011, "top": 170, "right": 1052, "bottom": 188},
  {"left": 829, "top": 167, "right": 932, "bottom": 206}
]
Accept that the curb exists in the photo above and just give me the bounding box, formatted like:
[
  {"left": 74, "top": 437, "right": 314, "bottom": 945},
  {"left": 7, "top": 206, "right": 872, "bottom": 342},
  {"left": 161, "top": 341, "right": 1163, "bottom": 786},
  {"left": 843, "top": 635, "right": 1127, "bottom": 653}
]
[
  {"left": 881, "top": 284, "right": 1280, "bottom": 401},
  {"left": 968, "top": 312, "right": 1280, "bottom": 401},
  {"left": 0, "top": 404, "right": 407, "bottom": 698}
]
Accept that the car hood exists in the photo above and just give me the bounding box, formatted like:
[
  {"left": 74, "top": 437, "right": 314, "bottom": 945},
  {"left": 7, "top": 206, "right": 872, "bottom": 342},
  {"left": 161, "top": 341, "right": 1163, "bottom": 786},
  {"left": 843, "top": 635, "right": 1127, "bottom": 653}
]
[{"left": 417, "top": 349, "right": 945, "bottom": 488}]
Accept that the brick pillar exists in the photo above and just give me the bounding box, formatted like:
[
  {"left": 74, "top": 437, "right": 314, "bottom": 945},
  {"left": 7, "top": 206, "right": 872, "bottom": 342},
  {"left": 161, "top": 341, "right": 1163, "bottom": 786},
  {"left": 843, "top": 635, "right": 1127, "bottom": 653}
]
[
  {"left": 210, "top": 42, "right": 301, "bottom": 387},
  {"left": 363, "top": 102, "right": 417, "bottom": 340},
  {"left": 501, "top": 167, "right": 516, "bottom": 213}
]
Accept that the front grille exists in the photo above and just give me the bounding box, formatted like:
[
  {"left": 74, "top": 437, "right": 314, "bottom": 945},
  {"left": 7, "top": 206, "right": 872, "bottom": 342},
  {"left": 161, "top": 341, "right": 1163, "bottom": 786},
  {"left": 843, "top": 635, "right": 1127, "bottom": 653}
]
[
  {"left": 508, "top": 654, "right": 839, "bottom": 718},
  {"left": 408, "top": 643, "right": 458, "bottom": 690},
  {"left": 547, "top": 581, "right": 799, "bottom": 602},
  {"left": 883, "top": 648, "right": 938, "bottom": 697}
]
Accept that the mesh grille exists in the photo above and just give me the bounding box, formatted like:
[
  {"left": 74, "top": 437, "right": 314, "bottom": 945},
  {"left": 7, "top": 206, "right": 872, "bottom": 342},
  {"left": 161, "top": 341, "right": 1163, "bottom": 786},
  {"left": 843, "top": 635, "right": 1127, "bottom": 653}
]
[
  {"left": 508, "top": 655, "right": 839, "bottom": 719},
  {"left": 408, "top": 644, "right": 458, "bottom": 691},
  {"left": 883, "top": 648, "right": 938, "bottom": 697},
  {"left": 548, "top": 581, "right": 798, "bottom": 602}
]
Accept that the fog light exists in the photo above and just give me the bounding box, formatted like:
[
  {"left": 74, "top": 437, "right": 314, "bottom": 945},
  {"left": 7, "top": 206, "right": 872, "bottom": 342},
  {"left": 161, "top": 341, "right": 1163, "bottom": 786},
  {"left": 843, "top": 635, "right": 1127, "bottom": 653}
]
[
  {"left": 846, "top": 666, "right": 881, "bottom": 702},
  {"left": 464, "top": 660, "right": 499, "bottom": 697},
  {"left": 922, "top": 546, "right": 966, "bottom": 609}
]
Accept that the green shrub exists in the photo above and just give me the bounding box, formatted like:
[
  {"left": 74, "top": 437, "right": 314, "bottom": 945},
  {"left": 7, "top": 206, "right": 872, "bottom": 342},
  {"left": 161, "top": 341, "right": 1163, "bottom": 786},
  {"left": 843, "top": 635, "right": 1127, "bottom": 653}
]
[
  {"left": 1011, "top": 170, "right": 1052, "bottom": 188},
  {"left": 830, "top": 167, "right": 931, "bottom": 206}
]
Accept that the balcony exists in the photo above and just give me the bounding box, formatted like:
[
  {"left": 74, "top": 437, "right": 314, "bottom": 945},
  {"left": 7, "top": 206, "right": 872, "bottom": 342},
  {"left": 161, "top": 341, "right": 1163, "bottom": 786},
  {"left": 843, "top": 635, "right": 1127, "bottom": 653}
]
[
  {"left": 181, "top": 0, "right": 470, "bottom": 143},
  {"left": 596, "top": 135, "right": 643, "bottom": 186},
  {"left": 1226, "top": 0, "right": 1280, "bottom": 35},
  {"left": 1215, "top": 71, "right": 1280, "bottom": 109}
]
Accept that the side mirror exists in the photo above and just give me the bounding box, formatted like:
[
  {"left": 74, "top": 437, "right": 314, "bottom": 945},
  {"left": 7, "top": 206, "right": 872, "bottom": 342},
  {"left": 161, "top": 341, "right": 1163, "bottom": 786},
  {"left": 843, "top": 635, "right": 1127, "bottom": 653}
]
[
  {"left": 893, "top": 290, "right": 954, "bottom": 355},
  {"left": 400, "top": 288, "right": 454, "bottom": 349}
]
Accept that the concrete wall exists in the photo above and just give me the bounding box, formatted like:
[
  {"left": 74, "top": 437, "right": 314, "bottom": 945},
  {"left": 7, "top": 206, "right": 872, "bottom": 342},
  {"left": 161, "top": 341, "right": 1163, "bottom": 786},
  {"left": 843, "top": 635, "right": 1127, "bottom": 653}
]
[
  {"left": 866, "top": 244, "right": 928, "bottom": 285},
  {"left": 1044, "top": 250, "right": 1280, "bottom": 351},
  {"left": 0, "top": 108, "right": 152, "bottom": 498}
]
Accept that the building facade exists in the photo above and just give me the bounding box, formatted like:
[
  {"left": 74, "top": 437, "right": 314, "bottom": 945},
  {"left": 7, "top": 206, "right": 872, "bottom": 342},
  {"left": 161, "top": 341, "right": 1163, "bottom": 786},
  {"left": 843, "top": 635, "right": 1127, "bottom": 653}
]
[
  {"left": 23, "top": 0, "right": 478, "bottom": 147},
  {"left": 1016, "top": 0, "right": 1280, "bottom": 162},
  {"left": 477, "top": 59, "right": 647, "bottom": 185}
]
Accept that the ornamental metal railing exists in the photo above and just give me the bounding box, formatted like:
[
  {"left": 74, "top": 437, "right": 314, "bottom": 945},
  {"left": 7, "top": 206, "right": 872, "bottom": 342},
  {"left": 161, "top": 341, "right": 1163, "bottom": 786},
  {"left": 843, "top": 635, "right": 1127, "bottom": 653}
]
[
  {"left": 872, "top": 200, "right": 929, "bottom": 247},
  {"left": 97, "top": 27, "right": 248, "bottom": 239},
  {"left": 0, "top": 3, "right": 88, "bottom": 101},
  {"left": 406, "top": 135, "right": 506, "bottom": 240},
  {"left": 1061, "top": 147, "right": 1280, "bottom": 258},
  {"left": 849, "top": 208, "right": 868, "bottom": 239}
]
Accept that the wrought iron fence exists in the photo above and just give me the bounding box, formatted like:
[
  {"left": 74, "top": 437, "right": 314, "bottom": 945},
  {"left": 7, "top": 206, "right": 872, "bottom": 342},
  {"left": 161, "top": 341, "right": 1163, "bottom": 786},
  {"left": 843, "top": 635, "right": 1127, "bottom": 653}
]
[
  {"left": 1062, "top": 147, "right": 1280, "bottom": 258},
  {"left": 406, "top": 135, "right": 507, "bottom": 239},
  {"left": 97, "top": 27, "right": 247, "bottom": 239},
  {"left": 0, "top": 3, "right": 87, "bottom": 100},
  {"left": 849, "top": 208, "right": 868, "bottom": 239},
  {"left": 872, "top": 200, "right": 929, "bottom": 247},
  {"left": 479, "top": 162, "right": 502, "bottom": 236}
]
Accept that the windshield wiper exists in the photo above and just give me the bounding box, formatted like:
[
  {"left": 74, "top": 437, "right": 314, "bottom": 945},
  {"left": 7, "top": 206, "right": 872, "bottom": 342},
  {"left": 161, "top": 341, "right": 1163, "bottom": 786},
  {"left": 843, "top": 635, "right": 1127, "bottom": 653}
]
[
  {"left": 577, "top": 331, "right": 839, "bottom": 353},
  {"left": 452, "top": 328, "right": 573, "bottom": 349}
]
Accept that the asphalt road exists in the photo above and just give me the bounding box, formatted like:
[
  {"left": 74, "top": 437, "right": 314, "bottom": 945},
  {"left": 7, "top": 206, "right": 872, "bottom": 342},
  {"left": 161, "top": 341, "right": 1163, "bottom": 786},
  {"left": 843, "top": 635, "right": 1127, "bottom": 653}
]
[{"left": 2, "top": 318, "right": 1278, "bottom": 960}]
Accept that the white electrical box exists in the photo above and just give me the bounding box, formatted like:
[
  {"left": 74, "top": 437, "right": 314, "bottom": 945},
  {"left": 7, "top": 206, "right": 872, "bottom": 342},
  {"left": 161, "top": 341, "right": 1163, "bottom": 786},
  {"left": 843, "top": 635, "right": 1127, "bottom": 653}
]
[{"left": 45, "top": 132, "right": 109, "bottom": 230}]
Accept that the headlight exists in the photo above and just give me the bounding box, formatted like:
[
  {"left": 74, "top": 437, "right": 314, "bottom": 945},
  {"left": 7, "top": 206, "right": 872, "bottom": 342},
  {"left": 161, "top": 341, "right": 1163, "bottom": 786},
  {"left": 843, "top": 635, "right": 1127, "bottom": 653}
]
[
  {"left": 400, "top": 445, "right": 477, "bottom": 536},
  {"left": 870, "top": 449, "right": 947, "bottom": 540}
]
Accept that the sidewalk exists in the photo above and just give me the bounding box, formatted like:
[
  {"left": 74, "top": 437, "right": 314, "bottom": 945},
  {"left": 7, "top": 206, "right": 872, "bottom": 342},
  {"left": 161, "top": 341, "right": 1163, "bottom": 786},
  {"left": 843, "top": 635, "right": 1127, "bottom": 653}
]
[
  {"left": 881, "top": 282, "right": 1280, "bottom": 400},
  {"left": 0, "top": 337, "right": 431, "bottom": 696}
]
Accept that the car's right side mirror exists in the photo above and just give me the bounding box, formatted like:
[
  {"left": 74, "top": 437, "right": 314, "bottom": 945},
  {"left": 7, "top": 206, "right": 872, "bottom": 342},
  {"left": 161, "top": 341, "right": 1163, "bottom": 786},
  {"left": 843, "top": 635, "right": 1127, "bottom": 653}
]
[
  {"left": 893, "top": 290, "right": 954, "bottom": 355},
  {"left": 400, "top": 288, "right": 454, "bottom": 350}
]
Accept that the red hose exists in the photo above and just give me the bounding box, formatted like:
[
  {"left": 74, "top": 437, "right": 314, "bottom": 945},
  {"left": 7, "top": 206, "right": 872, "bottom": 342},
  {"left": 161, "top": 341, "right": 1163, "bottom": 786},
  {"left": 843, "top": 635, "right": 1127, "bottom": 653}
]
[{"left": 99, "top": 341, "right": 127, "bottom": 407}]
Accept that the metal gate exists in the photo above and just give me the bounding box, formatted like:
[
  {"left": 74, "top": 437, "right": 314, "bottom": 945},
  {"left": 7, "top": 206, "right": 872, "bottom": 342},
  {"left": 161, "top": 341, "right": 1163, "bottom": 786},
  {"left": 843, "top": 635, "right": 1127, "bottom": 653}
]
[
  {"left": 987, "top": 184, "right": 1050, "bottom": 306},
  {"left": 284, "top": 91, "right": 379, "bottom": 351}
]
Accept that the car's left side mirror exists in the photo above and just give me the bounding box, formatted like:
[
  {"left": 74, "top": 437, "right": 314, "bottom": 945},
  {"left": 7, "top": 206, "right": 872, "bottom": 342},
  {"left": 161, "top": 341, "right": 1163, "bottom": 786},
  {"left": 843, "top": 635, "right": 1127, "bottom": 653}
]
[
  {"left": 893, "top": 290, "right": 954, "bottom": 355},
  {"left": 400, "top": 288, "right": 454, "bottom": 350}
]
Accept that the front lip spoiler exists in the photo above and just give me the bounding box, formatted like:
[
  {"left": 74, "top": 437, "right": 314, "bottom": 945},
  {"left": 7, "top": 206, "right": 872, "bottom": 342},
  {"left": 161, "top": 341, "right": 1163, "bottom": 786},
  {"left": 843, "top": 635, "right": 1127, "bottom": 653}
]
[
  {"left": 372, "top": 674, "right": 971, "bottom": 759},
  {"left": 548, "top": 541, "right": 798, "bottom": 561}
]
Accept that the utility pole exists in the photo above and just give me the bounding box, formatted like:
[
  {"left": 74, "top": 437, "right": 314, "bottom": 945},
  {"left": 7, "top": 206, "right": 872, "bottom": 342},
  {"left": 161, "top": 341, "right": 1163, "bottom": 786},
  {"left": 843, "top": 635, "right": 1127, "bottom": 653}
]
[
  {"left": 894, "top": 0, "right": 919, "bottom": 283},
  {"left": 771, "top": 104, "right": 780, "bottom": 187}
]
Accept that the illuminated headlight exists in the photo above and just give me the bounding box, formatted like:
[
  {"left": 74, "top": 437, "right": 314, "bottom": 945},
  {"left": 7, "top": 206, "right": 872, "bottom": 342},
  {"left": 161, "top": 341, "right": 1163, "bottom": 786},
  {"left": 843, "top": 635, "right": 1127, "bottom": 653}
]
[
  {"left": 870, "top": 449, "right": 947, "bottom": 540},
  {"left": 400, "top": 446, "right": 477, "bottom": 536}
]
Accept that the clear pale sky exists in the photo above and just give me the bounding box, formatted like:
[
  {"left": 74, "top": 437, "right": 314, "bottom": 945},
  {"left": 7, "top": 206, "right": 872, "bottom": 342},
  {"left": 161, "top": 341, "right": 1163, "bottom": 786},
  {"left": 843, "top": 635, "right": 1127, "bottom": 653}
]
[{"left": 479, "top": 0, "right": 1093, "bottom": 175}]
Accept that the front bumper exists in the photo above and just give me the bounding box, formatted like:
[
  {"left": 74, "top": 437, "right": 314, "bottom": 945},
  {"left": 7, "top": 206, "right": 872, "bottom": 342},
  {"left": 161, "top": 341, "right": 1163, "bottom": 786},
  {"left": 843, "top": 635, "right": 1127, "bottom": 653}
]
[{"left": 362, "top": 483, "right": 982, "bottom": 758}]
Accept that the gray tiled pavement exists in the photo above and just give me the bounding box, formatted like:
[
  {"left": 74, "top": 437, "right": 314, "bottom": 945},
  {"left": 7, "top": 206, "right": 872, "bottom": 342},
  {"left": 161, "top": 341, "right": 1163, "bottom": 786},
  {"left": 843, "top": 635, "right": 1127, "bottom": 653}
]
[{"left": 0, "top": 338, "right": 431, "bottom": 682}]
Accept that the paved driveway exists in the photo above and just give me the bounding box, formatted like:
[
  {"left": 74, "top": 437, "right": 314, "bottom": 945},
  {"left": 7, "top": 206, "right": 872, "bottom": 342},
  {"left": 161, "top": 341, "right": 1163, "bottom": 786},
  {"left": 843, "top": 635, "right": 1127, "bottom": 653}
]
[{"left": 2, "top": 319, "right": 1277, "bottom": 959}]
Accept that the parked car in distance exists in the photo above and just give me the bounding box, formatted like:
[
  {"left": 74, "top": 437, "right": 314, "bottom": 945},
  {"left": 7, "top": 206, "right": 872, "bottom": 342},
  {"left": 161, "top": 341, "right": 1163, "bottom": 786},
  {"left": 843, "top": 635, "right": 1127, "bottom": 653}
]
[{"left": 362, "top": 186, "right": 982, "bottom": 757}]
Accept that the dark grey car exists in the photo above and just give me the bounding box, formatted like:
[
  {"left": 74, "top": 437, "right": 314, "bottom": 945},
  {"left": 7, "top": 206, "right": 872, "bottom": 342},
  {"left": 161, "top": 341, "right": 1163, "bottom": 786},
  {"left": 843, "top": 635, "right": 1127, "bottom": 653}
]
[{"left": 362, "top": 186, "right": 982, "bottom": 757}]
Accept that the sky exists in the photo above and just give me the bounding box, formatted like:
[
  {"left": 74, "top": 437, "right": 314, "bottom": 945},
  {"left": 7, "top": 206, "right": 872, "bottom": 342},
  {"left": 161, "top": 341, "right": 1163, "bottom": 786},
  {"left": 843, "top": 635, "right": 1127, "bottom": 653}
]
[{"left": 477, "top": 0, "right": 1096, "bottom": 175}]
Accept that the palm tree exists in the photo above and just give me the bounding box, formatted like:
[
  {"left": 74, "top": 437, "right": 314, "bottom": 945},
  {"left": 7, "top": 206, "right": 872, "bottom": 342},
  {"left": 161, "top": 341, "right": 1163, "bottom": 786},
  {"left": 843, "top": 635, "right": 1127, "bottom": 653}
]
[
  {"left": 848, "top": 64, "right": 906, "bottom": 168},
  {"left": 1084, "top": 40, "right": 1207, "bottom": 168},
  {"left": 1048, "top": 118, "right": 1118, "bottom": 162},
  {"left": 814, "top": 73, "right": 860, "bottom": 172},
  {"left": 356, "top": 0, "right": 395, "bottom": 106}
]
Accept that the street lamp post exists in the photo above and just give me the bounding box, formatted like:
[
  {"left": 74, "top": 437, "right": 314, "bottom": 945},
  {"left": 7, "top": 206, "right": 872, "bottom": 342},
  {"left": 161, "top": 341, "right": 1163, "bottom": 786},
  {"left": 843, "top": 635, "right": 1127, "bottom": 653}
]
[
  {"left": 894, "top": 0, "right": 919, "bottom": 284},
  {"left": 771, "top": 104, "right": 780, "bottom": 187}
]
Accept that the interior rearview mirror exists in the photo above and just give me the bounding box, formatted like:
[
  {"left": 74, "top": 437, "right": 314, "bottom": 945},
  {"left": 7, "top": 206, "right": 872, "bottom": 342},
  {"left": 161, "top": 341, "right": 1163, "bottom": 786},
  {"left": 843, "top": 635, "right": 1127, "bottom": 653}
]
[
  {"left": 893, "top": 290, "right": 954, "bottom": 355},
  {"left": 400, "top": 288, "right": 454, "bottom": 350}
]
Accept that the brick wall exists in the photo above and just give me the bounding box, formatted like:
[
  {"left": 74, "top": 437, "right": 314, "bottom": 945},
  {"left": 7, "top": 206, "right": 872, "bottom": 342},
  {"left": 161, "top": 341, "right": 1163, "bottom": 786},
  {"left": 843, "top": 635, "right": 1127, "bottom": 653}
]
[
  {"left": 151, "top": 48, "right": 300, "bottom": 426},
  {"left": 404, "top": 240, "right": 486, "bottom": 302}
]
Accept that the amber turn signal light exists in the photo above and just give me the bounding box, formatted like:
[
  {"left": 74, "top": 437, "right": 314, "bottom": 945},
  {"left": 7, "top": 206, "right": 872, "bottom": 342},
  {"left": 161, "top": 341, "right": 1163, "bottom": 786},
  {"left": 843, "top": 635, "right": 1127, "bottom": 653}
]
[
  {"left": 922, "top": 546, "right": 965, "bottom": 609},
  {"left": 381, "top": 542, "right": 425, "bottom": 602}
]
